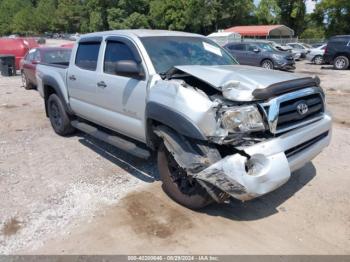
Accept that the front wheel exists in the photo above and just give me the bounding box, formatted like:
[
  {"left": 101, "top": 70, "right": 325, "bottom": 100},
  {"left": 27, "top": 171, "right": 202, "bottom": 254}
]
[
  {"left": 47, "top": 94, "right": 75, "bottom": 136},
  {"left": 21, "top": 71, "right": 33, "bottom": 90},
  {"left": 333, "top": 56, "right": 349, "bottom": 70},
  {"left": 261, "top": 59, "right": 274, "bottom": 69},
  {"left": 157, "top": 144, "right": 212, "bottom": 209}
]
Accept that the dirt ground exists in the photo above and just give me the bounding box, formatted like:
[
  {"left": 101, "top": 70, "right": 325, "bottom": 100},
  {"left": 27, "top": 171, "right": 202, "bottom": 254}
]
[{"left": 0, "top": 60, "right": 349, "bottom": 255}]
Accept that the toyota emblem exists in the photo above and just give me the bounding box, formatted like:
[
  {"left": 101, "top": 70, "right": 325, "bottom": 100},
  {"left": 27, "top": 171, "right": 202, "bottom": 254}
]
[{"left": 297, "top": 102, "right": 308, "bottom": 115}]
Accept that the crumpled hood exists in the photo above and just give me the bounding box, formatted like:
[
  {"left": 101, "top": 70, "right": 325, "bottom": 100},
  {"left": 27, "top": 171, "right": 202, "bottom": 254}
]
[{"left": 174, "top": 65, "right": 317, "bottom": 101}]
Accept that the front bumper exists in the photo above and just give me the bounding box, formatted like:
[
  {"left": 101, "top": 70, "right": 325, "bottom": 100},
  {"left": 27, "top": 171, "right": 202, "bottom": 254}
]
[
  {"left": 194, "top": 113, "right": 332, "bottom": 201},
  {"left": 274, "top": 60, "right": 295, "bottom": 70}
]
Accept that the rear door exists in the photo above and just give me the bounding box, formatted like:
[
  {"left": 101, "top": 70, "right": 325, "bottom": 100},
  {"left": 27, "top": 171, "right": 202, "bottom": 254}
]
[
  {"left": 93, "top": 36, "right": 148, "bottom": 142},
  {"left": 67, "top": 37, "right": 103, "bottom": 122},
  {"left": 226, "top": 43, "right": 247, "bottom": 64}
]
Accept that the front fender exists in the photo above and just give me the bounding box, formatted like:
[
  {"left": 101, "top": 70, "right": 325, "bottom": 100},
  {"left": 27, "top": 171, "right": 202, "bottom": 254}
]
[
  {"left": 146, "top": 102, "right": 206, "bottom": 140},
  {"left": 146, "top": 80, "right": 222, "bottom": 140}
]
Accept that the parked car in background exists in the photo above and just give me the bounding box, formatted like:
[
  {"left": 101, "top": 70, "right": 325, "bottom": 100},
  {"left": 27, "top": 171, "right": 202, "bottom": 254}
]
[
  {"left": 323, "top": 35, "right": 350, "bottom": 70},
  {"left": 0, "top": 37, "right": 39, "bottom": 70},
  {"left": 286, "top": 42, "right": 310, "bottom": 58},
  {"left": 306, "top": 44, "right": 326, "bottom": 65},
  {"left": 69, "top": 33, "right": 80, "bottom": 41},
  {"left": 20, "top": 47, "right": 72, "bottom": 89},
  {"left": 311, "top": 42, "right": 326, "bottom": 48},
  {"left": 224, "top": 41, "right": 295, "bottom": 70},
  {"left": 269, "top": 41, "right": 302, "bottom": 60}
]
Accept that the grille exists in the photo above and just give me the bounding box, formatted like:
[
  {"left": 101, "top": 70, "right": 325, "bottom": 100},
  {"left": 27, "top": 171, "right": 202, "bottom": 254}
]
[
  {"left": 261, "top": 88, "right": 325, "bottom": 134},
  {"left": 276, "top": 93, "right": 324, "bottom": 131}
]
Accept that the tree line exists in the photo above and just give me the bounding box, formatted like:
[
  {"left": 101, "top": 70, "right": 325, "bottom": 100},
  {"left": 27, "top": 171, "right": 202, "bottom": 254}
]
[{"left": 0, "top": 0, "right": 348, "bottom": 39}]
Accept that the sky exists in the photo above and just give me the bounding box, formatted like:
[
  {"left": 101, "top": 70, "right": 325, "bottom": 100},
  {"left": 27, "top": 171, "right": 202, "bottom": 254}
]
[{"left": 254, "top": 0, "right": 317, "bottom": 14}]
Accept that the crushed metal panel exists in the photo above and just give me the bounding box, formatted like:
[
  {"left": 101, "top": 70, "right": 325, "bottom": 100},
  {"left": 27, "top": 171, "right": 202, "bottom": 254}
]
[{"left": 194, "top": 152, "right": 291, "bottom": 201}]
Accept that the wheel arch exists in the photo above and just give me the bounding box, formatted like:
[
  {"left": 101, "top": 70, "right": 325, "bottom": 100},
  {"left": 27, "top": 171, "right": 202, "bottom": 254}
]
[
  {"left": 145, "top": 102, "right": 207, "bottom": 149},
  {"left": 260, "top": 58, "right": 274, "bottom": 67},
  {"left": 42, "top": 76, "right": 72, "bottom": 117},
  {"left": 333, "top": 52, "right": 350, "bottom": 59}
]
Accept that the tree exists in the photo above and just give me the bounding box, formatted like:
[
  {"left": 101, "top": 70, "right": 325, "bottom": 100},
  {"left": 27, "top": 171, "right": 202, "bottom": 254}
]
[
  {"left": 85, "top": 0, "right": 116, "bottom": 32},
  {"left": 107, "top": 0, "right": 150, "bottom": 30},
  {"left": 256, "top": 0, "right": 281, "bottom": 24},
  {"left": 35, "top": 0, "right": 57, "bottom": 33},
  {"left": 277, "top": 0, "right": 306, "bottom": 36},
  {"left": 54, "top": 0, "right": 87, "bottom": 33},
  {"left": 0, "top": 0, "right": 32, "bottom": 35},
  {"left": 12, "top": 6, "right": 37, "bottom": 35},
  {"left": 149, "top": 0, "right": 188, "bottom": 31},
  {"left": 313, "top": 0, "right": 350, "bottom": 38}
]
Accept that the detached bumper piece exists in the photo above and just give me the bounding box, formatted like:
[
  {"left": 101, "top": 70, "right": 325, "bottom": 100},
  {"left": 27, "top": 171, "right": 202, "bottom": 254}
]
[{"left": 194, "top": 152, "right": 290, "bottom": 201}]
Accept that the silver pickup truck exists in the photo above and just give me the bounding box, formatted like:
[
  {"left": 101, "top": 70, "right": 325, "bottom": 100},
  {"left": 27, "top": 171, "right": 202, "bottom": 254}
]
[{"left": 36, "top": 30, "right": 332, "bottom": 209}]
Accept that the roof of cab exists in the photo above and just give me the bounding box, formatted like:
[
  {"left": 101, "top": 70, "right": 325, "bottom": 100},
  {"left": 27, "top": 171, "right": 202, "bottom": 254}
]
[{"left": 81, "top": 29, "right": 202, "bottom": 39}]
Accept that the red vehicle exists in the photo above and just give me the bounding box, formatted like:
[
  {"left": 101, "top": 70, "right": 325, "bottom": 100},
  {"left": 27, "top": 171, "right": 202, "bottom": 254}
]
[
  {"left": 20, "top": 47, "right": 72, "bottom": 89},
  {"left": 0, "top": 37, "right": 39, "bottom": 70},
  {"left": 60, "top": 43, "right": 74, "bottom": 48}
]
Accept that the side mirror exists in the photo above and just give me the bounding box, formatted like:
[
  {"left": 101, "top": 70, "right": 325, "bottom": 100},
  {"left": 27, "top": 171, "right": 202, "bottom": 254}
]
[
  {"left": 114, "top": 60, "right": 143, "bottom": 78},
  {"left": 253, "top": 48, "right": 260, "bottom": 53},
  {"left": 31, "top": 60, "right": 40, "bottom": 64}
]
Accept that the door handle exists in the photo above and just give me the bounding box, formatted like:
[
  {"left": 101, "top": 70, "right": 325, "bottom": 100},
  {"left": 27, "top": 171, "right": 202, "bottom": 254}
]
[
  {"left": 97, "top": 81, "right": 107, "bottom": 88},
  {"left": 69, "top": 75, "right": 76, "bottom": 81}
]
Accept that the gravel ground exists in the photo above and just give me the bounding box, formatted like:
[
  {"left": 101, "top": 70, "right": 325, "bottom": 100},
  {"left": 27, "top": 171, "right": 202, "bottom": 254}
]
[
  {"left": 0, "top": 61, "right": 349, "bottom": 254},
  {"left": 0, "top": 76, "right": 157, "bottom": 253}
]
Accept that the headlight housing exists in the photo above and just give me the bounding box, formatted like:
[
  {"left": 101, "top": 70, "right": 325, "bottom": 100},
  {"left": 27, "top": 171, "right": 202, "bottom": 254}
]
[
  {"left": 272, "top": 54, "right": 285, "bottom": 60},
  {"left": 221, "top": 105, "right": 265, "bottom": 133}
]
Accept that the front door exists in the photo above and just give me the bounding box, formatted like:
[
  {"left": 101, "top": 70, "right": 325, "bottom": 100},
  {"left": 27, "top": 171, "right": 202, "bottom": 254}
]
[{"left": 93, "top": 37, "right": 148, "bottom": 142}]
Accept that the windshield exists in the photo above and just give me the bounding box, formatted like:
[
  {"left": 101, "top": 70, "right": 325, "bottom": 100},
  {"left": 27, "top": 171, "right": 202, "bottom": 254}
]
[
  {"left": 256, "top": 42, "right": 275, "bottom": 52},
  {"left": 141, "top": 36, "right": 238, "bottom": 74}
]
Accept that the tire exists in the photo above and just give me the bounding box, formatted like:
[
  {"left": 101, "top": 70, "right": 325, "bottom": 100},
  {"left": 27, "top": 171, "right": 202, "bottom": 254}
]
[
  {"left": 21, "top": 71, "right": 33, "bottom": 90},
  {"left": 157, "top": 144, "right": 213, "bottom": 209},
  {"left": 333, "top": 56, "right": 349, "bottom": 70},
  {"left": 313, "top": 55, "right": 323, "bottom": 65},
  {"left": 261, "top": 59, "right": 274, "bottom": 69},
  {"left": 47, "top": 94, "right": 75, "bottom": 136}
]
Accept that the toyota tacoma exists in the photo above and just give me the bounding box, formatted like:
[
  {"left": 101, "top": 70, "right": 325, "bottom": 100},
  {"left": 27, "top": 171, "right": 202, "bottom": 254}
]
[{"left": 36, "top": 30, "right": 332, "bottom": 209}]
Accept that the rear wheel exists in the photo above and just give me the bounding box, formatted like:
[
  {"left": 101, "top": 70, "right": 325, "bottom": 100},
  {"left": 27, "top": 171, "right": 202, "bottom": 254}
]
[
  {"left": 333, "top": 56, "right": 349, "bottom": 70},
  {"left": 261, "top": 59, "right": 274, "bottom": 69},
  {"left": 157, "top": 144, "right": 212, "bottom": 209},
  {"left": 47, "top": 94, "right": 75, "bottom": 136},
  {"left": 313, "top": 55, "right": 323, "bottom": 65}
]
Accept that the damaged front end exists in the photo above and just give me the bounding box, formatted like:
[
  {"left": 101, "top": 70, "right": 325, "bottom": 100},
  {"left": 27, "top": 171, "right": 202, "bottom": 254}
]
[
  {"left": 150, "top": 65, "right": 331, "bottom": 203},
  {"left": 155, "top": 125, "right": 291, "bottom": 202}
]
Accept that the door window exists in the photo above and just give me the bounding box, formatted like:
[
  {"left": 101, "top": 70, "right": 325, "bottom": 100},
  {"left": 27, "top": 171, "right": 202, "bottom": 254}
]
[
  {"left": 75, "top": 42, "right": 101, "bottom": 71},
  {"left": 33, "top": 50, "right": 41, "bottom": 62},
  {"left": 247, "top": 44, "right": 259, "bottom": 52},
  {"left": 228, "top": 44, "right": 246, "bottom": 51},
  {"left": 104, "top": 41, "right": 138, "bottom": 75},
  {"left": 25, "top": 50, "right": 35, "bottom": 61}
]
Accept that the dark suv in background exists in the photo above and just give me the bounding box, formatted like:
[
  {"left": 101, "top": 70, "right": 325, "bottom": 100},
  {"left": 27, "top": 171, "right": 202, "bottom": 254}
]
[
  {"left": 224, "top": 41, "right": 295, "bottom": 71},
  {"left": 324, "top": 35, "right": 350, "bottom": 70}
]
